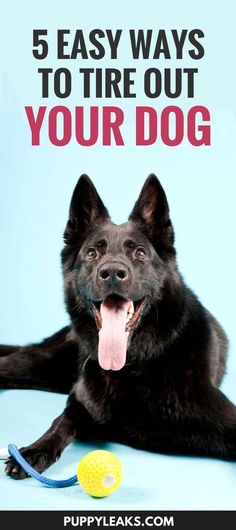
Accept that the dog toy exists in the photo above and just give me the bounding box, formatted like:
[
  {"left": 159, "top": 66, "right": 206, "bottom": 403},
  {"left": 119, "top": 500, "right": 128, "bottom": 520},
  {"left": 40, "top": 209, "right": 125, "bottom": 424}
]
[
  {"left": 6, "top": 445, "right": 122, "bottom": 497},
  {"left": 77, "top": 449, "right": 122, "bottom": 497},
  {"left": 0, "top": 448, "right": 9, "bottom": 459}
]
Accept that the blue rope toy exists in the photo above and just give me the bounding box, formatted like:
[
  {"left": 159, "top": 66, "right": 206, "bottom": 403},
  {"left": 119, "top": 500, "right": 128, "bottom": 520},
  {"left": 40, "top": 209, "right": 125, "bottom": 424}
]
[
  {"left": 8, "top": 444, "right": 77, "bottom": 488},
  {"left": 5, "top": 444, "right": 123, "bottom": 496}
]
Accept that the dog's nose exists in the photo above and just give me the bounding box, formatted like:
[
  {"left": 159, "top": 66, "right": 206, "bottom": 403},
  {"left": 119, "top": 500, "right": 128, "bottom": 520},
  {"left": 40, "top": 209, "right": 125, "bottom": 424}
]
[{"left": 98, "top": 264, "right": 129, "bottom": 283}]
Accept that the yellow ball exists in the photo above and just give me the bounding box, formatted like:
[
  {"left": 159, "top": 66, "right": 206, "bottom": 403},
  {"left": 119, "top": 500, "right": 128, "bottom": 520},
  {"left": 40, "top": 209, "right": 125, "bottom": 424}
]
[{"left": 77, "top": 450, "right": 122, "bottom": 497}]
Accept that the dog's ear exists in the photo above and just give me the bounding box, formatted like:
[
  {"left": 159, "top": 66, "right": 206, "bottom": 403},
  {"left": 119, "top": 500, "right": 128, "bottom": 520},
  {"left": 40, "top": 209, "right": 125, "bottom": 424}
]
[
  {"left": 129, "top": 174, "right": 175, "bottom": 255},
  {"left": 64, "top": 175, "right": 109, "bottom": 243}
]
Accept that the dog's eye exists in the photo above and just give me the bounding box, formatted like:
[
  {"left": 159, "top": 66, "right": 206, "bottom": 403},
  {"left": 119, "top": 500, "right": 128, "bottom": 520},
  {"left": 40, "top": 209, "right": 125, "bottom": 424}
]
[
  {"left": 135, "top": 247, "right": 147, "bottom": 259},
  {"left": 87, "top": 248, "right": 97, "bottom": 260}
]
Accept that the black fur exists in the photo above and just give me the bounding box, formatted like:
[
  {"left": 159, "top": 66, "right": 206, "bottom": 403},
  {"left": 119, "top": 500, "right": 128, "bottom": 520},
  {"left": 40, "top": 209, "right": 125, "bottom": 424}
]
[{"left": 1, "top": 174, "right": 235, "bottom": 480}]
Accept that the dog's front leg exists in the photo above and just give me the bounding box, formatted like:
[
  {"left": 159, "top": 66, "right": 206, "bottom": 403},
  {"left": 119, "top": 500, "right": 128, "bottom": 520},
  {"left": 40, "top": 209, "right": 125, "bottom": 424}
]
[
  {"left": 5, "top": 401, "right": 77, "bottom": 479},
  {"left": 5, "top": 393, "right": 106, "bottom": 479}
]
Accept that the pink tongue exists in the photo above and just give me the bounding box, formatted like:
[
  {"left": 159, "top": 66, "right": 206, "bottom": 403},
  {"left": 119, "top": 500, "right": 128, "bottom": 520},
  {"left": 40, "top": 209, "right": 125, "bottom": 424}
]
[{"left": 98, "top": 297, "right": 132, "bottom": 371}]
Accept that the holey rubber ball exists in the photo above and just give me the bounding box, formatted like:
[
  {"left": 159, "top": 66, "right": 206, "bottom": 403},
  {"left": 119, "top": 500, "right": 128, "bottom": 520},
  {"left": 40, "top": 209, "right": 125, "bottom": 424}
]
[{"left": 77, "top": 450, "right": 122, "bottom": 497}]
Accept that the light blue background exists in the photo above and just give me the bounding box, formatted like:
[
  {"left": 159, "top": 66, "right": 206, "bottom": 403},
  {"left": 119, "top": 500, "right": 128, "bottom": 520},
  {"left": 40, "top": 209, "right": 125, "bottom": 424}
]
[{"left": 0, "top": 0, "right": 236, "bottom": 511}]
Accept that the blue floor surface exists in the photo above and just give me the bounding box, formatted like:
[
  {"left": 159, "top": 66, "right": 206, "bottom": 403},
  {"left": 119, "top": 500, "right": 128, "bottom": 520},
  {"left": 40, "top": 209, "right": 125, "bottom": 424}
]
[{"left": 1, "top": 375, "right": 236, "bottom": 510}]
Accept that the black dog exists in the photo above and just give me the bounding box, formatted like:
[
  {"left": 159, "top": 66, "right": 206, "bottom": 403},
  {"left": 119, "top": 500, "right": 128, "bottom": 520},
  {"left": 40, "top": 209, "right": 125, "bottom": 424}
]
[{"left": 1, "top": 174, "right": 235, "bottom": 480}]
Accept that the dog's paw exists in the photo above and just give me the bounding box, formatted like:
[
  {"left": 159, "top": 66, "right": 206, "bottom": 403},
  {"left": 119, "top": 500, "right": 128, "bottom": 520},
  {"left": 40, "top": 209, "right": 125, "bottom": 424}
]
[{"left": 5, "top": 447, "right": 54, "bottom": 480}]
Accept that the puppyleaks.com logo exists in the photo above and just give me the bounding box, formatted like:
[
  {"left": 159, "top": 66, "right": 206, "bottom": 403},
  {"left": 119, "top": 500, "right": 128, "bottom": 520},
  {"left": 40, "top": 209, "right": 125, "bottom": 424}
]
[{"left": 63, "top": 514, "right": 175, "bottom": 527}]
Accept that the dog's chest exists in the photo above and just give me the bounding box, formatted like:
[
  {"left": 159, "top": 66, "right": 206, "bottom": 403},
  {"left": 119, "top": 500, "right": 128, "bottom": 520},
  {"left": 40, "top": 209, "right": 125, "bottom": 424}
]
[
  {"left": 74, "top": 363, "right": 151, "bottom": 425},
  {"left": 75, "top": 373, "right": 117, "bottom": 424}
]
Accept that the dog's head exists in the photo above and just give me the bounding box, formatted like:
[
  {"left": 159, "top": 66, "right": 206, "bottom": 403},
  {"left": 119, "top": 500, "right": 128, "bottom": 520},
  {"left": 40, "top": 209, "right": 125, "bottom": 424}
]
[{"left": 62, "top": 174, "right": 178, "bottom": 370}]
